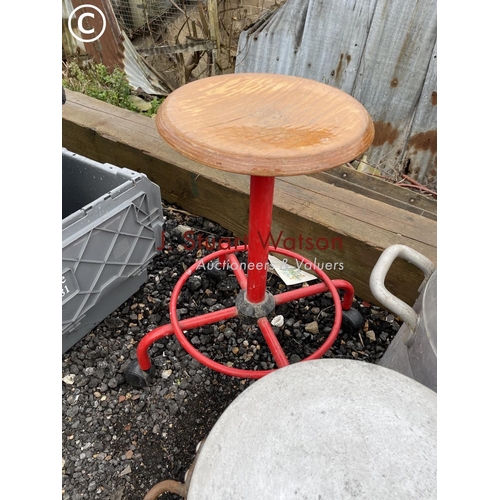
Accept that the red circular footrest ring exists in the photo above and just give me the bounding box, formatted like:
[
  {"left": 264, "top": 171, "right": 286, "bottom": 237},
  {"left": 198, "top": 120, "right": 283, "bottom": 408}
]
[{"left": 168, "top": 245, "right": 343, "bottom": 379}]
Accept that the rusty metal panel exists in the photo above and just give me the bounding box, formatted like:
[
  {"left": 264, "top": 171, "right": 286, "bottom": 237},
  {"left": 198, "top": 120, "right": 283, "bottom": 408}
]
[
  {"left": 405, "top": 41, "right": 437, "bottom": 190},
  {"left": 236, "top": 0, "right": 377, "bottom": 93},
  {"left": 235, "top": 0, "right": 437, "bottom": 184},
  {"left": 351, "top": 0, "right": 437, "bottom": 178},
  {"left": 69, "top": 0, "right": 125, "bottom": 70}
]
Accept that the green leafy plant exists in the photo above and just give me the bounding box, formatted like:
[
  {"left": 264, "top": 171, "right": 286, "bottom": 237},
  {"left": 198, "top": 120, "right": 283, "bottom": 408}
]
[
  {"left": 148, "top": 97, "right": 163, "bottom": 116},
  {"left": 62, "top": 61, "right": 164, "bottom": 117}
]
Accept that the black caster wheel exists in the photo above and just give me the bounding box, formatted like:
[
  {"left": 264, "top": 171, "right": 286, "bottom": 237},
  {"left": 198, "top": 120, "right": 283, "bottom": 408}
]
[
  {"left": 124, "top": 359, "right": 156, "bottom": 388},
  {"left": 341, "top": 308, "right": 364, "bottom": 334}
]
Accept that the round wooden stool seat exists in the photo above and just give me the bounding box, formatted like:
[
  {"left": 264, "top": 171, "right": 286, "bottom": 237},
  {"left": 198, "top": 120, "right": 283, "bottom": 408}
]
[{"left": 156, "top": 73, "right": 374, "bottom": 177}]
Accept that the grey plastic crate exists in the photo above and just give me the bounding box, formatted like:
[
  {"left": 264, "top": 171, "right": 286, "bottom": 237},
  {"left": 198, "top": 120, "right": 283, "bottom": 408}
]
[{"left": 62, "top": 149, "right": 164, "bottom": 353}]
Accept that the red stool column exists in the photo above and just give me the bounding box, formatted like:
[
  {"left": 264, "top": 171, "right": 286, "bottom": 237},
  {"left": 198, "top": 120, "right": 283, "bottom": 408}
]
[{"left": 246, "top": 176, "right": 275, "bottom": 304}]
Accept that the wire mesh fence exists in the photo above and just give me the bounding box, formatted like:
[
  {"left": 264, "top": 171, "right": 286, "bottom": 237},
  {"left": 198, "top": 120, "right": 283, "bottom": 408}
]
[{"left": 109, "top": 0, "right": 281, "bottom": 89}]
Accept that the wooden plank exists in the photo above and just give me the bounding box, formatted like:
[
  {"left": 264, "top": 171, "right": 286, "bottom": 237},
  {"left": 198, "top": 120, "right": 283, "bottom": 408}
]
[
  {"left": 312, "top": 165, "right": 437, "bottom": 221},
  {"left": 207, "top": 0, "right": 221, "bottom": 74},
  {"left": 137, "top": 39, "right": 215, "bottom": 55},
  {"left": 62, "top": 89, "right": 436, "bottom": 306},
  {"left": 278, "top": 176, "right": 436, "bottom": 250},
  {"left": 352, "top": 0, "right": 437, "bottom": 174},
  {"left": 270, "top": 175, "right": 435, "bottom": 306}
]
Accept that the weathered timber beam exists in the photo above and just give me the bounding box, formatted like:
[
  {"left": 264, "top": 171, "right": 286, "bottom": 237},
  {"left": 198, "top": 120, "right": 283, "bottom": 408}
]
[
  {"left": 137, "top": 39, "right": 215, "bottom": 55},
  {"left": 312, "top": 167, "right": 437, "bottom": 221},
  {"left": 62, "top": 89, "right": 437, "bottom": 306}
]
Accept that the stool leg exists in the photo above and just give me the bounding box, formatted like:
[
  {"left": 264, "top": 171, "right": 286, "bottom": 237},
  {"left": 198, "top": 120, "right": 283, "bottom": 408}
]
[{"left": 247, "top": 176, "right": 275, "bottom": 303}]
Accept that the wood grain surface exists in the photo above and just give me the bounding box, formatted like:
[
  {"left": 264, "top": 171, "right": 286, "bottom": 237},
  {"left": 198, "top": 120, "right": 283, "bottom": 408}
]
[{"left": 156, "top": 73, "right": 374, "bottom": 176}]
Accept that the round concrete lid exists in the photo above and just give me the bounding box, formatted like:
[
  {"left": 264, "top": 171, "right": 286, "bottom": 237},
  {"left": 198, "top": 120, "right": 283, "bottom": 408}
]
[
  {"left": 187, "top": 359, "right": 436, "bottom": 500},
  {"left": 422, "top": 271, "right": 437, "bottom": 354}
]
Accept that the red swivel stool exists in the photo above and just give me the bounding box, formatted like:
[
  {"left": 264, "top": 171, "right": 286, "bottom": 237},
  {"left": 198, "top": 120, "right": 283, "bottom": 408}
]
[{"left": 125, "top": 73, "right": 374, "bottom": 387}]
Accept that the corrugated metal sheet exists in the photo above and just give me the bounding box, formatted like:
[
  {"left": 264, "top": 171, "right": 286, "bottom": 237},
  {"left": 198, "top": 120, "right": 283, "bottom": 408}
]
[
  {"left": 405, "top": 41, "right": 437, "bottom": 186},
  {"left": 236, "top": 0, "right": 437, "bottom": 189},
  {"left": 62, "top": 0, "right": 171, "bottom": 95},
  {"left": 121, "top": 34, "right": 172, "bottom": 94}
]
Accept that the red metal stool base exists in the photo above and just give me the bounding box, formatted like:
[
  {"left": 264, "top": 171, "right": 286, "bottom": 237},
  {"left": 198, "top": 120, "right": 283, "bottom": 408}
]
[
  {"left": 130, "top": 73, "right": 374, "bottom": 388},
  {"left": 126, "top": 245, "right": 359, "bottom": 385}
]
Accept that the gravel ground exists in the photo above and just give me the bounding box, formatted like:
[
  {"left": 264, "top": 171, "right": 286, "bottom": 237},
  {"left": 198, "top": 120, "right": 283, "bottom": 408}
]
[{"left": 62, "top": 202, "right": 402, "bottom": 500}]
